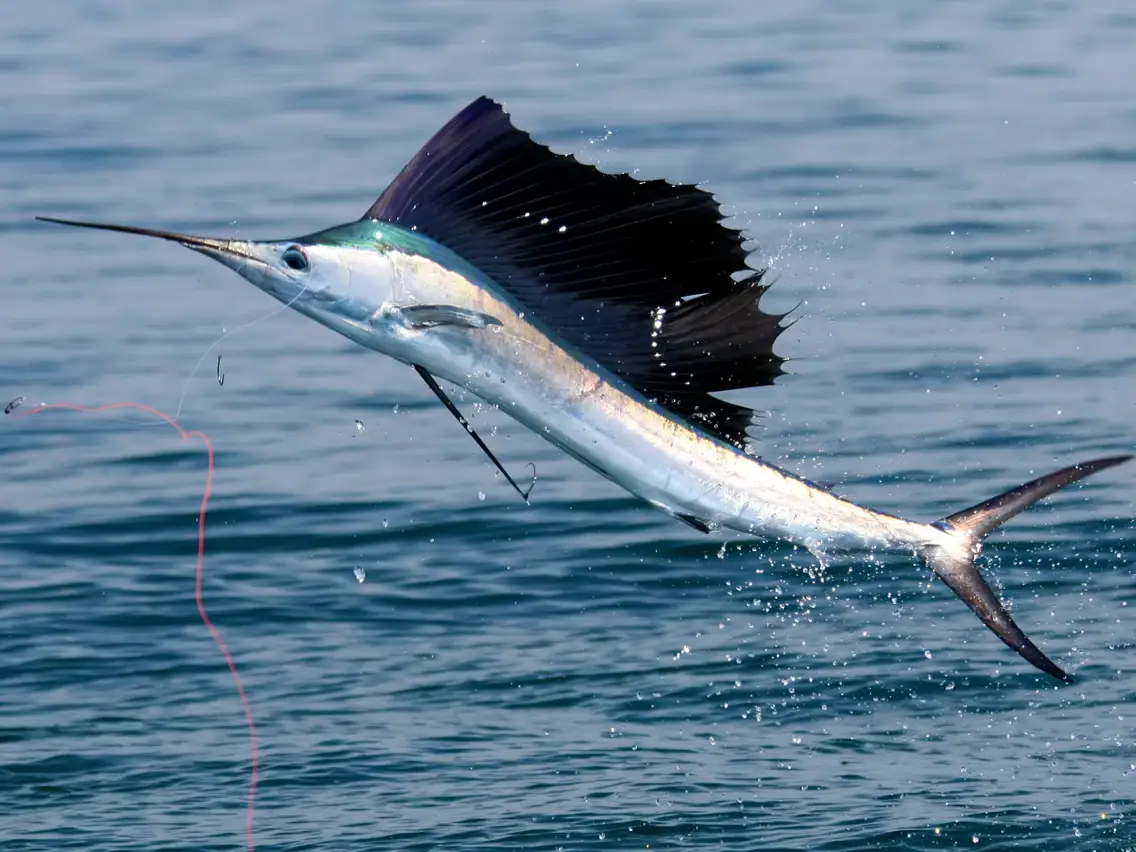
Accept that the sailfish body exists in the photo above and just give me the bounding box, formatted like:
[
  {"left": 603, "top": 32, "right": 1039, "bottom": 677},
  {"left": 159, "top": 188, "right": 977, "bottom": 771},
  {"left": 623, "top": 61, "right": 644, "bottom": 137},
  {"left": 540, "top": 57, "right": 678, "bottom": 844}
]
[{"left": 40, "top": 97, "right": 1130, "bottom": 682}]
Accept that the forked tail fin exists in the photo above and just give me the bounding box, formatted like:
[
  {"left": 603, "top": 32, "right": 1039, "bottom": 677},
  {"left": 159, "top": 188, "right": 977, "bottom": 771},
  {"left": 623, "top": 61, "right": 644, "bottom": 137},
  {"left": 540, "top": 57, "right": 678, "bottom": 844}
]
[{"left": 924, "top": 454, "right": 1131, "bottom": 682}]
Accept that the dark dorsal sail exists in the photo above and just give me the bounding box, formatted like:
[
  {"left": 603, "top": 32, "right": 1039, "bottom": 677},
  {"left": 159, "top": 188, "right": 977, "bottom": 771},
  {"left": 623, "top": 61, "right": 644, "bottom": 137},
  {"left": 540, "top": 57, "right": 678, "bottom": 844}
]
[{"left": 364, "top": 96, "right": 789, "bottom": 449}]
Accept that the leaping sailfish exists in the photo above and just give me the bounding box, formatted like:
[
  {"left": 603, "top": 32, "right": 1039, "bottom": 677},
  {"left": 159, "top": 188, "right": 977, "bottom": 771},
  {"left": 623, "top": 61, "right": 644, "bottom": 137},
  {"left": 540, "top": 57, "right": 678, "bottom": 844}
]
[{"left": 40, "top": 96, "right": 1130, "bottom": 682}]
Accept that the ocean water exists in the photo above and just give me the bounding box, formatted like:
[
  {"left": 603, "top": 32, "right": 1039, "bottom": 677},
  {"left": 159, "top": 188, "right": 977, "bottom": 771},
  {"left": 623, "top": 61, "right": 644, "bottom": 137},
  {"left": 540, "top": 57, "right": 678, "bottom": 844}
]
[{"left": 2, "top": 2, "right": 1135, "bottom": 850}]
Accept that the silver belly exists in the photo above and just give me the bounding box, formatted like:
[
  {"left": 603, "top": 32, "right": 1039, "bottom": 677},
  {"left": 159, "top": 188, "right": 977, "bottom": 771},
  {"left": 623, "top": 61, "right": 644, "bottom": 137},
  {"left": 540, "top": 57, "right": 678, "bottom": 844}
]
[{"left": 395, "top": 323, "right": 944, "bottom": 554}]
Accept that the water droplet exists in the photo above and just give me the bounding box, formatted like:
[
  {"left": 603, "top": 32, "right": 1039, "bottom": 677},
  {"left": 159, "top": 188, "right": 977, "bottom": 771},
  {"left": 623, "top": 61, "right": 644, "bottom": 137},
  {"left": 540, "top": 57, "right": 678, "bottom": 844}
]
[
  {"left": 478, "top": 491, "right": 486, "bottom": 501},
  {"left": 354, "top": 419, "right": 365, "bottom": 432},
  {"left": 540, "top": 217, "right": 549, "bottom": 225},
  {"left": 558, "top": 225, "right": 567, "bottom": 233},
  {"left": 353, "top": 566, "right": 366, "bottom": 583},
  {"left": 382, "top": 519, "right": 389, "bottom": 528}
]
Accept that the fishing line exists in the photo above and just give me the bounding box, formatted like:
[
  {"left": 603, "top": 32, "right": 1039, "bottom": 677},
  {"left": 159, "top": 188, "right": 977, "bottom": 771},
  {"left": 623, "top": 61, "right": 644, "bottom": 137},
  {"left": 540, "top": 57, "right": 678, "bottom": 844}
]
[
  {"left": 73, "top": 274, "right": 311, "bottom": 431},
  {"left": 170, "top": 277, "right": 311, "bottom": 421},
  {"left": 7, "top": 401, "right": 259, "bottom": 852}
]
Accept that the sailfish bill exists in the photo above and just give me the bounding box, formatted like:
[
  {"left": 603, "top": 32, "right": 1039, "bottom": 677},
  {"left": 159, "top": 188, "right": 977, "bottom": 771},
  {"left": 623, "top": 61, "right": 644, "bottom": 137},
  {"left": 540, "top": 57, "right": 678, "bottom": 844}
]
[{"left": 38, "top": 96, "right": 1131, "bottom": 682}]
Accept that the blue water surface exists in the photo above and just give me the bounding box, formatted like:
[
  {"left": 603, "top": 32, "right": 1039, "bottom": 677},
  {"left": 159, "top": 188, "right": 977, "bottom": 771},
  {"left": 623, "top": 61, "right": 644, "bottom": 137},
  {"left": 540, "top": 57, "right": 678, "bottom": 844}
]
[{"left": 2, "top": 2, "right": 1134, "bottom": 850}]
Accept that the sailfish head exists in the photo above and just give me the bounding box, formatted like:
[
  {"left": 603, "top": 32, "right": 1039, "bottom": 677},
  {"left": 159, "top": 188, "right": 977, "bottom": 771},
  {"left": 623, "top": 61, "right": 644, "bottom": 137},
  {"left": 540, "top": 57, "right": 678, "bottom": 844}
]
[{"left": 35, "top": 216, "right": 404, "bottom": 348}]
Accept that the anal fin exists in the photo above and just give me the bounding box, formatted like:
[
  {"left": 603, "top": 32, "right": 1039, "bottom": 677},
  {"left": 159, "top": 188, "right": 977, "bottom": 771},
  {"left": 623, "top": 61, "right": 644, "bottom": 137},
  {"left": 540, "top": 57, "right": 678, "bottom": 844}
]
[{"left": 674, "top": 512, "right": 715, "bottom": 534}]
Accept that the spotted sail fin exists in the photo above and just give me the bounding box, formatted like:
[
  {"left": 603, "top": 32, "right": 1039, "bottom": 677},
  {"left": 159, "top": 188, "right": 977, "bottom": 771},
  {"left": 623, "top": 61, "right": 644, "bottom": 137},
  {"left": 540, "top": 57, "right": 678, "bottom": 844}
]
[{"left": 364, "top": 97, "right": 789, "bottom": 448}]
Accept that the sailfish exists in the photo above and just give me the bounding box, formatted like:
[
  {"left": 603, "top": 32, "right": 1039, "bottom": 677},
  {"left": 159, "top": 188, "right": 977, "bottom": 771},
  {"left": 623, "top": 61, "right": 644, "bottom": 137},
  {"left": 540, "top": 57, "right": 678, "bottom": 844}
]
[{"left": 39, "top": 96, "right": 1129, "bottom": 682}]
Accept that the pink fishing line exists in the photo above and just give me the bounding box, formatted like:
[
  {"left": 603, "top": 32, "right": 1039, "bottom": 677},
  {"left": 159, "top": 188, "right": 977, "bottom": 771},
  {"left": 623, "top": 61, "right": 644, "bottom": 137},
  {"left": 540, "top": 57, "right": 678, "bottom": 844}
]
[{"left": 11, "top": 401, "right": 259, "bottom": 852}]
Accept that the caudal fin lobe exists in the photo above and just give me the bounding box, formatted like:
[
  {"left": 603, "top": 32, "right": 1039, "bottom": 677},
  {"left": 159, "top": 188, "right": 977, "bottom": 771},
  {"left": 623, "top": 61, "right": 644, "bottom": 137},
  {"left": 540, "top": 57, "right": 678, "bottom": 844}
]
[{"left": 925, "top": 454, "right": 1132, "bottom": 682}]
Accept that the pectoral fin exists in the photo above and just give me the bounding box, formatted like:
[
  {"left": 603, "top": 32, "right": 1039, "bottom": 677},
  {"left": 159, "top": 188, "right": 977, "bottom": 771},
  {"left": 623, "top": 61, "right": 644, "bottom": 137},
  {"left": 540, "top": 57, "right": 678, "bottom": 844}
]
[{"left": 399, "top": 304, "right": 502, "bottom": 330}]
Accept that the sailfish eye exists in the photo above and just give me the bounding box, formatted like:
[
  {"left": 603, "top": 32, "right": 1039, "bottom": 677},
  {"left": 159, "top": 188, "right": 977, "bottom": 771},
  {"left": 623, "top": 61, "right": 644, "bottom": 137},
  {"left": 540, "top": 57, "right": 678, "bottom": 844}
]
[{"left": 282, "top": 245, "right": 309, "bottom": 272}]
